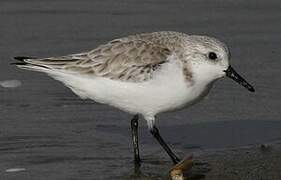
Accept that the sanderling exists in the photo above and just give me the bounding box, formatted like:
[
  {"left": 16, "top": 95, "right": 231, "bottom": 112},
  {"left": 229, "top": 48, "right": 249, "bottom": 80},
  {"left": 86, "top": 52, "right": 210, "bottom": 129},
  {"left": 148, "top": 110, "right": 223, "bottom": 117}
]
[{"left": 13, "top": 31, "right": 255, "bottom": 166}]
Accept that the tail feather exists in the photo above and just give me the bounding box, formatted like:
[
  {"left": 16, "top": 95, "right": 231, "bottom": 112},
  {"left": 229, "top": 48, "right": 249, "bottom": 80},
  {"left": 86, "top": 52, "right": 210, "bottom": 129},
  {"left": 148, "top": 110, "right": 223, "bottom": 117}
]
[
  {"left": 12, "top": 56, "right": 34, "bottom": 65},
  {"left": 14, "top": 56, "right": 35, "bottom": 61},
  {"left": 13, "top": 54, "right": 84, "bottom": 73},
  {"left": 13, "top": 56, "right": 52, "bottom": 72}
]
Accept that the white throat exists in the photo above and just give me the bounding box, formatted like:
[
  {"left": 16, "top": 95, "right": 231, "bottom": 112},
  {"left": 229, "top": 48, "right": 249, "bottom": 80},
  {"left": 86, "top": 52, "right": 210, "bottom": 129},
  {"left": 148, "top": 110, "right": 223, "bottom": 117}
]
[{"left": 191, "top": 62, "right": 225, "bottom": 87}]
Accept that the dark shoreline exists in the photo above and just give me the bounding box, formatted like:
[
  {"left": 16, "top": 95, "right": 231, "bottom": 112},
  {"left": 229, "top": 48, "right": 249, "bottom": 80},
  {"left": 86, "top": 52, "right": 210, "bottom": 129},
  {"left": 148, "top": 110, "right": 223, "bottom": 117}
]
[{"left": 193, "top": 142, "right": 281, "bottom": 180}]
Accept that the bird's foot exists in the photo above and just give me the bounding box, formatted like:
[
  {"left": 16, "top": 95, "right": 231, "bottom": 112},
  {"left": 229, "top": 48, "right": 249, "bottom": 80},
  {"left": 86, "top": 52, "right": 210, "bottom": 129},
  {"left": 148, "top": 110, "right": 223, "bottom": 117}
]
[{"left": 133, "top": 158, "right": 142, "bottom": 175}]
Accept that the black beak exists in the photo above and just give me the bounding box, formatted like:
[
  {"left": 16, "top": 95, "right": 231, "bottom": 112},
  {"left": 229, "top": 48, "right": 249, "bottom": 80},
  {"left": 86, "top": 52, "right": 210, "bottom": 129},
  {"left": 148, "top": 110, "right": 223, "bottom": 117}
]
[{"left": 224, "top": 66, "right": 255, "bottom": 92}]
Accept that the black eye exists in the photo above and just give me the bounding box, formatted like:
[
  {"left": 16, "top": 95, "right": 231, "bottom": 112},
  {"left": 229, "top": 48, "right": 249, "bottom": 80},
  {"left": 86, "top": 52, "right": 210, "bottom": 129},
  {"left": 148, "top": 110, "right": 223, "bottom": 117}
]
[{"left": 208, "top": 52, "right": 217, "bottom": 60}]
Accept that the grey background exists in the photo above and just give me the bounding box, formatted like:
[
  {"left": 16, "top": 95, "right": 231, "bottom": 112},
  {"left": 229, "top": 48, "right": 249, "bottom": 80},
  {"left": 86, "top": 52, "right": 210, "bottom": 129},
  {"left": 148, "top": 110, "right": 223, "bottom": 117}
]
[{"left": 0, "top": 0, "right": 280, "bottom": 179}]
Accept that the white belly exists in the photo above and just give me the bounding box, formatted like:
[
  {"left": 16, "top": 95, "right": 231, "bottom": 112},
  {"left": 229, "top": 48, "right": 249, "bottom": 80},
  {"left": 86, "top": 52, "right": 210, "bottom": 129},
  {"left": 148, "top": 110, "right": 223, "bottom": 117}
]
[{"left": 50, "top": 60, "right": 211, "bottom": 118}]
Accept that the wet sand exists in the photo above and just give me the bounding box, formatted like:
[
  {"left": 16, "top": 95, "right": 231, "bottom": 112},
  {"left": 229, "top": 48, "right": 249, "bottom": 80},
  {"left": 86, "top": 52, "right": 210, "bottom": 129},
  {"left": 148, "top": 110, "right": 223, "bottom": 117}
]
[
  {"left": 190, "top": 143, "right": 281, "bottom": 180},
  {"left": 0, "top": 0, "right": 281, "bottom": 179}
]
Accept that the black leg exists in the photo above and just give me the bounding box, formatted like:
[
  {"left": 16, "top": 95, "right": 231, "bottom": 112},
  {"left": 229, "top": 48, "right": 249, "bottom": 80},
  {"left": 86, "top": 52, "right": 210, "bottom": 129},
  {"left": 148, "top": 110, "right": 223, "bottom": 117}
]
[
  {"left": 150, "top": 126, "right": 180, "bottom": 164},
  {"left": 131, "top": 115, "right": 141, "bottom": 167}
]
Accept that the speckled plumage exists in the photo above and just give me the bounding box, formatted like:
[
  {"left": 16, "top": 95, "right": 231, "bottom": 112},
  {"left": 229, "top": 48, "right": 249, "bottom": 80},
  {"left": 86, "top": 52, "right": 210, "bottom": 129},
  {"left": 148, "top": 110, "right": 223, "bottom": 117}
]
[{"left": 21, "top": 31, "right": 190, "bottom": 82}]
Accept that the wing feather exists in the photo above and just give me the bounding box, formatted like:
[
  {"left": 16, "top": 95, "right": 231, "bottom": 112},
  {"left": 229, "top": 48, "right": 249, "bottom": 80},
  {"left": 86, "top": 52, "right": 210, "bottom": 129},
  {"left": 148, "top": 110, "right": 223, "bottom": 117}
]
[{"left": 15, "top": 32, "right": 187, "bottom": 82}]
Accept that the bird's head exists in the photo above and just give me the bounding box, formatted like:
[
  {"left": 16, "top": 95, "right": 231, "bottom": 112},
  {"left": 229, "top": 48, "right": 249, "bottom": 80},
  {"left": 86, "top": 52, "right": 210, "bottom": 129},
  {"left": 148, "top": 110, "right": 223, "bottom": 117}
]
[{"left": 183, "top": 35, "right": 255, "bottom": 92}]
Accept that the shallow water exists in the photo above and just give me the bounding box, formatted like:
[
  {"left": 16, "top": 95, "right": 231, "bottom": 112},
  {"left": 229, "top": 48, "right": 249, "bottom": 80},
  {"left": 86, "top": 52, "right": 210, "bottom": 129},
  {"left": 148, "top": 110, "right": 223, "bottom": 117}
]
[{"left": 0, "top": 0, "right": 281, "bottom": 179}]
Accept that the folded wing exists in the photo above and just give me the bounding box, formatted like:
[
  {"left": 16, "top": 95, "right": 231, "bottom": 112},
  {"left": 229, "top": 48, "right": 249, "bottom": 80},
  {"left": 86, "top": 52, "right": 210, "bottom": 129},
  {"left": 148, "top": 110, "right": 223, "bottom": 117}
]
[{"left": 15, "top": 36, "right": 172, "bottom": 83}]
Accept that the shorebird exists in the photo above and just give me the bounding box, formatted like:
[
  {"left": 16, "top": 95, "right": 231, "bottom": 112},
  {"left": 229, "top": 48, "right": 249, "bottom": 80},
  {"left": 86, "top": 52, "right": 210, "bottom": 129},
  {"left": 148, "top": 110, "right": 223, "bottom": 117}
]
[{"left": 13, "top": 31, "right": 255, "bottom": 166}]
